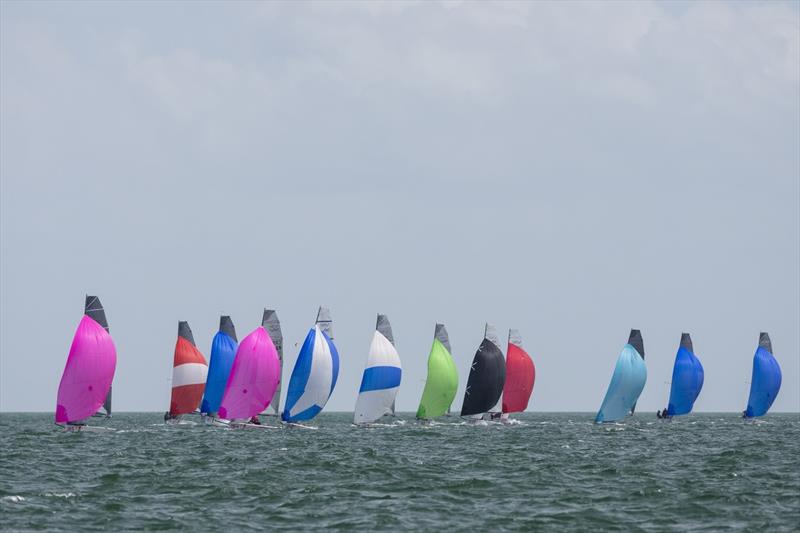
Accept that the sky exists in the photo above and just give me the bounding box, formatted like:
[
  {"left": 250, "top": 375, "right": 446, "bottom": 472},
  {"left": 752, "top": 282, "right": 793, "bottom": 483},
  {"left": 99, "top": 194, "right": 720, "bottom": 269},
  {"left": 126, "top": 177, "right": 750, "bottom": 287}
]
[{"left": 1, "top": 0, "right": 798, "bottom": 414}]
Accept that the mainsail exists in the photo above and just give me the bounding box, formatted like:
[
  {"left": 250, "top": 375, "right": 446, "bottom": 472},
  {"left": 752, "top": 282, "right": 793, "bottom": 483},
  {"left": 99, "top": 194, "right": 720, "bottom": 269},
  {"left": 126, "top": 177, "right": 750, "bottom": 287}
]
[
  {"left": 354, "top": 314, "right": 402, "bottom": 425},
  {"left": 169, "top": 321, "right": 208, "bottom": 417},
  {"left": 282, "top": 307, "right": 340, "bottom": 423},
  {"left": 200, "top": 316, "right": 238, "bottom": 416},
  {"left": 416, "top": 323, "right": 458, "bottom": 419},
  {"left": 744, "top": 332, "right": 782, "bottom": 418},
  {"left": 460, "top": 323, "right": 506, "bottom": 417},
  {"left": 55, "top": 309, "right": 117, "bottom": 424},
  {"left": 85, "top": 295, "right": 112, "bottom": 416},
  {"left": 260, "top": 309, "right": 283, "bottom": 416},
  {"left": 595, "top": 329, "right": 647, "bottom": 423},
  {"left": 664, "top": 333, "right": 704, "bottom": 416},
  {"left": 502, "top": 329, "right": 535, "bottom": 415},
  {"left": 218, "top": 325, "right": 281, "bottom": 421}
]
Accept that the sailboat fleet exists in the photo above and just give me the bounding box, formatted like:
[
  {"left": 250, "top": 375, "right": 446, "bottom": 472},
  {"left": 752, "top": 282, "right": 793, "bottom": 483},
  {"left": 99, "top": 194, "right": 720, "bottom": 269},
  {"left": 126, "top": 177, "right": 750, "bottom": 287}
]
[{"left": 55, "top": 296, "right": 785, "bottom": 430}]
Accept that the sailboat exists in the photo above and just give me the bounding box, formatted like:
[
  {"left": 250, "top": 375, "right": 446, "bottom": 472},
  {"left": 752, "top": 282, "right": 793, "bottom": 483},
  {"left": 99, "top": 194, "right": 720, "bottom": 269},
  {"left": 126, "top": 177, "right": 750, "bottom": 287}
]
[
  {"left": 743, "top": 332, "right": 782, "bottom": 418},
  {"left": 218, "top": 319, "right": 281, "bottom": 428},
  {"left": 200, "top": 316, "right": 238, "bottom": 421},
  {"left": 414, "top": 324, "right": 457, "bottom": 420},
  {"left": 260, "top": 309, "right": 283, "bottom": 417},
  {"left": 281, "top": 307, "right": 340, "bottom": 424},
  {"left": 499, "top": 329, "right": 535, "bottom": 422},
  {"left": 660, "top": 333, "right": 703, "bottom": 418},
  {"left": 460, "top": 323, "right": 505, "bottom": 420},
  {"left": 166, "top": 321, "right": 208, "bottom": 423},
  {"left": 55, "top": 296, "right": 117, "bottom": 430},
  {"left": 354, "top": 314, "right": 402, "bottom": 425},
  {"left": 85, "top": 296, "right": 112, "bottom": 417},
  {"left": 595, "top": 329, "right": 647, "bottom": 423}
]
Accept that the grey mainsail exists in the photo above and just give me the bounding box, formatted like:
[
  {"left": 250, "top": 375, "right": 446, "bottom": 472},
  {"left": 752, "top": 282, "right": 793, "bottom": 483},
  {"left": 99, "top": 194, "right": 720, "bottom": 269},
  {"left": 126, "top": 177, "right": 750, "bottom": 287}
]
[
  {"left": 261, "top": 309, "right": 283, "bottom": 416},
  {"left": 85, "top": 295, "right": 112, "bottom": 417},
  {"left": 316, "top": 306, "right": 333, "bottom": 340}
]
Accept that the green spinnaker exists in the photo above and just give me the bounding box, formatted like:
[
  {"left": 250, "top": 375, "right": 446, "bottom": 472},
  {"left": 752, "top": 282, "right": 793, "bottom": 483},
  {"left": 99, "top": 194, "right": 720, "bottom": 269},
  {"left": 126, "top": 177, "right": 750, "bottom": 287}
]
[{"left": 416, "top": 337, "right": 458, "bottom": 419}]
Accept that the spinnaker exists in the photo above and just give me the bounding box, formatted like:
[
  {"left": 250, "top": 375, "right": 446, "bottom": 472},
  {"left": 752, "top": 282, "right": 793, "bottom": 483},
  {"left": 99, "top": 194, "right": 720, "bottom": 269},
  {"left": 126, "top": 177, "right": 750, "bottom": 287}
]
[
  {"left": 416, "top": 324, "right": 458, "bottom": 420},
  {"left": 595, "top": 329, "right": 647, "bottom": 423},
  {"left": 744, "top": 332, "right": 781, "bottom": 418},
  {"left": 282, "top": 307, "right": 340, "bottom": 423},
  {"left": 354, "top": 314, "right": 402, "bottom": 425}
]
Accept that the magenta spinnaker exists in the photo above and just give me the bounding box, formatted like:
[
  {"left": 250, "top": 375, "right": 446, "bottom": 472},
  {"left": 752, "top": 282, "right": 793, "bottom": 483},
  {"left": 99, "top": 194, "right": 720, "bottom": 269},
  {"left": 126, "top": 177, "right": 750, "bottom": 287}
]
[
  {"left": 55, "top": 315, "right": 117, "bottom": 424},
  {"left": 218, "top": 327, "right": 280, "bottom": 420}
]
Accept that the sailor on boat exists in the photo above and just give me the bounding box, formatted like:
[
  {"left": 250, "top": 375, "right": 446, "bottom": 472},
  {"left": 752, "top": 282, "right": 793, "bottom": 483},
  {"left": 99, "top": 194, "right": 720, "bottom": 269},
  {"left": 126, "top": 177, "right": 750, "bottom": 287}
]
[{"left": 249, "top": 415, "right": 261, "bottom": 425}]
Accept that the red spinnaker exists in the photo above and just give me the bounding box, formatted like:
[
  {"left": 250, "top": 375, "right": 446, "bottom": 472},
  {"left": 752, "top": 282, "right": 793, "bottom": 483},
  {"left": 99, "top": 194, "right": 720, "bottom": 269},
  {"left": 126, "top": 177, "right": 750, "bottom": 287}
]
[
  {"left": 169, "top": 322, "right": 208, "bottom": 416},
  {"left": 502, "top": 332, "right": 535, "bottom": 414}
]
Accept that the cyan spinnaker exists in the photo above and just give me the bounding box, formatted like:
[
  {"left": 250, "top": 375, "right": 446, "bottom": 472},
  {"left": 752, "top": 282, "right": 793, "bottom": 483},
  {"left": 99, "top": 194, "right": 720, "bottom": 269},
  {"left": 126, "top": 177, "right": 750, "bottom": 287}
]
[
  {"left": 200, "top": 316, "right": 238, "bottom": 416},
  {"left": 744, "top": 332, "right": 781, "bottom": 418},
  {"left": 595, "top": 329, "right": 647, "bottom": 423},
  {"left": 664, "top": 333, "right": 704, "bottom": 416},
  {"left": 282, "top": 307, "right": 340, "bottom": 423}
]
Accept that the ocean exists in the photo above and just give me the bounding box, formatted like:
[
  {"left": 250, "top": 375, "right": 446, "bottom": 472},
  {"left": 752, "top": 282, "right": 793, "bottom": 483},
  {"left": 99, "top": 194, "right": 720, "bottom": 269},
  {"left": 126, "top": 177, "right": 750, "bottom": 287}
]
[{"left": 1, "top": 412, "right": 798, "bottom": 531}]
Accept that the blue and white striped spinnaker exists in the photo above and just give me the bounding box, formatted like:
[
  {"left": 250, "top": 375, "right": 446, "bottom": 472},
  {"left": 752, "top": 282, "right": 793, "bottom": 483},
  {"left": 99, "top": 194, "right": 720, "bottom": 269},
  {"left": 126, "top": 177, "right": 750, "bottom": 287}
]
[
  {"left": 354, "top": 314, "right": 402, "bottom": 424},
  {"left": 595, "top": 329, "right": 647, "bottom": 423},
  {"left": 281, "top": 307, "right": 340, "bottom": 423}
]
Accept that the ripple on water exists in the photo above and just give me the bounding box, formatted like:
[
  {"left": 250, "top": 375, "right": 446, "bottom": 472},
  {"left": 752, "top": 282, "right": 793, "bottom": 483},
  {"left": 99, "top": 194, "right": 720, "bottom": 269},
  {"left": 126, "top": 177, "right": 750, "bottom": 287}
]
[{"left": 0, "top": 413, "right": 798, "bottom": 530}]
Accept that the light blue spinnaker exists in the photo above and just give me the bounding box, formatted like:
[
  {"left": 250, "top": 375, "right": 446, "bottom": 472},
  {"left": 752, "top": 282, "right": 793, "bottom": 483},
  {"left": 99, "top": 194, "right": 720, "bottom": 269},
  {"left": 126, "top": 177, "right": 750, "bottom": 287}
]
[
  {"left": 665, "top": 333, "right": 704, "bottom": 416},
  {"left": 744, "top": 332, "right": 781, "bottom": 418},
  {"left": 200, "top": 316, "right": 238, "bottom": 416},
  {"left": 595, "top": 329, "right": 647, "bottom": 423}
]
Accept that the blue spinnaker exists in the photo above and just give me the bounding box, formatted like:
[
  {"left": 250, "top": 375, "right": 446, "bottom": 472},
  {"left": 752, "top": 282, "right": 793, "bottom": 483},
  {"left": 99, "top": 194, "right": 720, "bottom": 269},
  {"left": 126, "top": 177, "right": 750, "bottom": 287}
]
[
  {"left": 744, "top": 332, "right": 781, "bottom": 418},
  {"left": 282, "top": 308, "right": 340, "bottom": 423},
  {"left": 200, "top": 316, "right": 238, "bottom": 415},
  {"left": 595, "top": 330, "right": 647, "bottom": 423},
  {"left": 666, "top": 333, "right": 704, "bottom": 416}
]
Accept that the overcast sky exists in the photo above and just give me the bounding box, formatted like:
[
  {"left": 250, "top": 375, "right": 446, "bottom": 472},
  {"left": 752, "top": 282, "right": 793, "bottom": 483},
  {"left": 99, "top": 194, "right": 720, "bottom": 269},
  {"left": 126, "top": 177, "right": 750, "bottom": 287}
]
[{"left": 1, "top": 1, "right": 798, "bottom": 414}]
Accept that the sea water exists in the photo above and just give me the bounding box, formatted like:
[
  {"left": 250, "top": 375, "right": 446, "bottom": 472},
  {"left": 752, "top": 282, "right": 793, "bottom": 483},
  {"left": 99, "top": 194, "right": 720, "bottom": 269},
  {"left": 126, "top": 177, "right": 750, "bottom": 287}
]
[{"left": 1, "top": 413, "right": 798, "bottom": 531}]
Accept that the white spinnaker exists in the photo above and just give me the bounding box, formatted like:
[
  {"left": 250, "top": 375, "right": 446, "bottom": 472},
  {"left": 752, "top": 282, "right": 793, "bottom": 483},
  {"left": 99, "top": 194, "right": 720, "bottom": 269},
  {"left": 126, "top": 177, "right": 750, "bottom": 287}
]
[
  {"left": 354, "top": 331, "right": 401, "bottom": 424},
  {"left": 287, "top": 326, "right": 333, "bottom": 418}
]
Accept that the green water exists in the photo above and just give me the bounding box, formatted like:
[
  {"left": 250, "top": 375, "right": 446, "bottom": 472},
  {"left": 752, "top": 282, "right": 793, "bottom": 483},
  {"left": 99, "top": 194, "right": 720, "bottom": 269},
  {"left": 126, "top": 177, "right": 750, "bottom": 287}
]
[{"left": 1, "top": 413, "right": 798, "bottom": 531}]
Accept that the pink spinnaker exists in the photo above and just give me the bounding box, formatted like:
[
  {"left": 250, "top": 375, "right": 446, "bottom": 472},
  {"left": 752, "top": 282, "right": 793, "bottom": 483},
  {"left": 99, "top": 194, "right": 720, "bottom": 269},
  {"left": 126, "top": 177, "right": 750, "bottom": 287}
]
[
  {"left": 55, "top": 315, "right": 117, "bottom": 424},
  {"left": 218, "top": 327, "right": 280, "bottom": 420}
]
